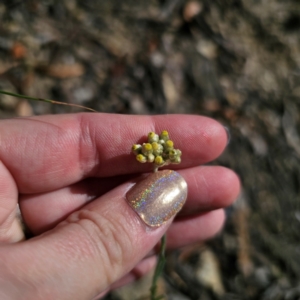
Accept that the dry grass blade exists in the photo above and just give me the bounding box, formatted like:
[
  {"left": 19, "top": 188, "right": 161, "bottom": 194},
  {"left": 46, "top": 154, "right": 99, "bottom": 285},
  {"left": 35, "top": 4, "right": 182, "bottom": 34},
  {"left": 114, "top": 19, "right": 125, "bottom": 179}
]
[{"left": 0, "top": 90, "right": 97, "bottom": 113}]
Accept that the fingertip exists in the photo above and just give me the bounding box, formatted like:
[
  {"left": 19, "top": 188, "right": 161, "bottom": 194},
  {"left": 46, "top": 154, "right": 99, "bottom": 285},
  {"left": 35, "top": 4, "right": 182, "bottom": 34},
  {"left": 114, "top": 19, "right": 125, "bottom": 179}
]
[
  {"left": 203, "top": 120, "right": 229, "bottom": 160},
  {"left": 167, "top": 209, "right": 226, "bottom": 249},
  {"left": 210, "top": 167, "right": 241, "bottom": 208},
  {"left": 179, "top": 165, "right": 241, "bottom": 215},
  {"left": 200, "top": 209, "right": 226, "bottom": 239},
  {"left": 185, "top": 118, "right": 229, "bottom": 163},
  {"left": 211, "top": 208, "right": 226, "bottom": 234}
]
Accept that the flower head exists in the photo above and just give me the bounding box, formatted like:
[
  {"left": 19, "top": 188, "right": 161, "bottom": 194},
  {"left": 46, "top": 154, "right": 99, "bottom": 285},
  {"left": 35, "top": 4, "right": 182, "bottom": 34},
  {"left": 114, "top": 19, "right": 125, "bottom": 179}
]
[{"left": 132, "top": 130, "right": 182, "bottom": 171}]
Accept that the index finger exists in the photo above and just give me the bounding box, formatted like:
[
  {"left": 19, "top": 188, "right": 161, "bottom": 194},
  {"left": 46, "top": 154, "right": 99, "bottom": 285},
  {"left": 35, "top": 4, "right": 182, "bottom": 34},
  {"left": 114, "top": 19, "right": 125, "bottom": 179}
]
[{"left": 0, "top": 113, "right": 228, "bottom": 193}]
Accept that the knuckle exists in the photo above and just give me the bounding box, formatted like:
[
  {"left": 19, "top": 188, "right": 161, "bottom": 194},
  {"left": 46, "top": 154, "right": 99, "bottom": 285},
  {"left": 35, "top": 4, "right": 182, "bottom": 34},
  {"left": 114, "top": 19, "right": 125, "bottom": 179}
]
[{"left": 64, "top": 209, "right": 132, "bottom": 283}]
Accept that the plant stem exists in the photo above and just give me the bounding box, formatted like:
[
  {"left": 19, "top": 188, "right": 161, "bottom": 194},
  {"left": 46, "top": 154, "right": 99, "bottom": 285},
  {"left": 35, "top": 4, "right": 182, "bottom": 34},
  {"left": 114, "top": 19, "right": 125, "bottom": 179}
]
[
  {"left": 0, "top": 90, "right": 97, "bottom": 112},
  {"left": 150, "top": 234, "right": 166, "bottom": 300}
]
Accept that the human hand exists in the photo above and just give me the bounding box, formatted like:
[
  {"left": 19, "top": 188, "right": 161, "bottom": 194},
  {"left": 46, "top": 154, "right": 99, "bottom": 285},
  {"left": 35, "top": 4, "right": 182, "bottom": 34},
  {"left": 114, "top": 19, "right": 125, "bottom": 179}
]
[{"left": 0, "top": 113, "right": 240, "bottom": 299}]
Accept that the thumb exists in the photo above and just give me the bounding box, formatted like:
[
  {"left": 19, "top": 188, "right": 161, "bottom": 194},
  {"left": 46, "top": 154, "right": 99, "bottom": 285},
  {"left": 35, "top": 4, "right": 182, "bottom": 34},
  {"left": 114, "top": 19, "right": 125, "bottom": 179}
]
[{"left": 0, "top": 170, "right": 187, "bottom": 300}]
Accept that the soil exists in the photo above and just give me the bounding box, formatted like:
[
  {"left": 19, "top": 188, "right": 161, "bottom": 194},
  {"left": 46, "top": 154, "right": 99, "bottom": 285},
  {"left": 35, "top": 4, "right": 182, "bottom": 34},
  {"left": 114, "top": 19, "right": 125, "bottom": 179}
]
[{"left": 1, "top": 1, "right": 300, "bottom": 299}]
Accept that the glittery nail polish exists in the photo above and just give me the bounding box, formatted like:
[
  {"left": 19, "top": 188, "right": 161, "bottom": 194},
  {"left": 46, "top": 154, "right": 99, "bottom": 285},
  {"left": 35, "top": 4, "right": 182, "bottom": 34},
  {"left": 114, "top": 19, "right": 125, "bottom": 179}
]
[{"left": 126, "top": 170, "right": 188, "bottom": 227}]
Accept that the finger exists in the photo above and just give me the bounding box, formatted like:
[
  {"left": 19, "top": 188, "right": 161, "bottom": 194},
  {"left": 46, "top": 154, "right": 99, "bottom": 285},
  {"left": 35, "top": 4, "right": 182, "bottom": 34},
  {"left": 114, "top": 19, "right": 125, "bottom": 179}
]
[
  {"left": 95, "top": 256, "right": 157, "bottom": 299},
  {"left": 0, "top": 113, "right": 228, "bottom": 193},
  {"left": 19, "top": 166, "right": 239, "bottom": 235},
  {"left": 109, "top": 255, "right": 157, "bottom": 290},
  {"left": 0, "top": 160, "right": 24, "bottom": 242},
  {"left": 167, "top": 209, "right": 226, "bottom": 249},
  {"left": 179, "top": 166, "right": 240, "bottom": 215},
  {"left": 20, "top": 176, "right": 130, "bottom": 234},
  {"left": 0, "top": 172, "right": 186, "bottom": 299}
]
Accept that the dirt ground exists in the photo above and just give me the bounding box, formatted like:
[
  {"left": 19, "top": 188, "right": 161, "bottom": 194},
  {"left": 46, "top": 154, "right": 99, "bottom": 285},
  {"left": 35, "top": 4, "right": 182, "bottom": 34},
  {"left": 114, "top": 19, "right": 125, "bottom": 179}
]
[{"left": 1, "top": 1, "right": 300, "bottom": 299}]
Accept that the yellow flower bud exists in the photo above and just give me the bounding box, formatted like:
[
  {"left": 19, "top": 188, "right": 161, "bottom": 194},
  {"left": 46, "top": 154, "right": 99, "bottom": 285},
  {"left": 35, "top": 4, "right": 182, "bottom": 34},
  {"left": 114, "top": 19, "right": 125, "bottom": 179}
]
[
  {"left": 164, "top": 140, "right": 174, "bottom": 150},
  {"left": 171, "top": 156, "right": 181, "bottom": 164},
  {"left": 154, "top": 156, "right": 164, "bottom": 166},
  {"left": 160, "top": 130, "right": 169, "bottom": 141},
  {"left": 148, "top": 132, "right": 159, "bottom": 143},
  {"left": 142, "top": 143, "right": 153, "bottom": 155},
  {"left": 152, "top": 142, "right": 159, "bottom": 150},
  {"left": 147, "top": 153, "right": 155, "bottom": 162},
  {"left": 132, "top": 144, "right": 142, "bottom": 155},
  {"left": 136, "top": 154, "right": 147, "bottom": 163},
  {"left": 168, "top": 149, "right": 182, "bottom": 159},
  {"left": 168, "top": 149, "right": 177, "bottom": 159},
  {"left": 152, "top": 142, "right": 163, "bottom": 155}
]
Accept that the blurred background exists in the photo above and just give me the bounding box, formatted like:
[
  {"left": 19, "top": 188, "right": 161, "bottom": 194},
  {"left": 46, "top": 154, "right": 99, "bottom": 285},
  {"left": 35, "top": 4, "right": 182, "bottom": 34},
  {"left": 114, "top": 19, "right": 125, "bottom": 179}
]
[{"left": 1, "top": 1, "right": 300, "bottom": 299}]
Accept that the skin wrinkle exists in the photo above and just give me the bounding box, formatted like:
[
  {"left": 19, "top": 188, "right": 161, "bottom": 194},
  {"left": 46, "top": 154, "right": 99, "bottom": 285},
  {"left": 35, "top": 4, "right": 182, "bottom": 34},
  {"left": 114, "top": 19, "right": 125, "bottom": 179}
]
[
  {"left": 199, "top": 170, "right": 210, "bottom": 203},
  {"left": 20, "top": 132, "right": 45, "bottom": 185},
  {"left": 78, "top": 115, "right": 94, "bottom": 180},
  {"left": 32, "top": 125, "right": 75, "bottom": 193},
  {"left": 38, "top": 217, "right": 110, "bottom": 298},
  {"left": 179, "top": 170, "right": 204, "bottom": 215},
  {"left": 190, "top": 170, "right": 201, "bottom": 199},
  {"left": 137, "top": 116, "right": 154, "bottom": 141},
  {"left": 35, "top": 120, "right": 71, "bottom": 190},
  {"left": 62, "top": 210, "right": 110, "bottom": 261},
  {"left": 12, "top": 117, "right": 62, "bottom": 130},
  {"left": 50, "top": 125, "right": 80, "bottom": 181},
  {"left": 0, "top": 119, "right": 54, "bottom": 176},
  {"left": 23, "top": 244, "right": 68, "bottom": 300},
  {"left": 99, "top": 116, "right": 148, "bottom": 170},
  {"left": 64, "top": 208, "right": 128, "bottom": 286},
  {"left": 0, "top": 208, "right": 17, "bottom": 237},
  {"left": 6, "top": 119, "right": 69, "bottom": 194},
  {"left": 108, "top": 118, "right": 123, "bottom": 147},
  {"left": 0, "top": 246, "right": 41, "bottom": 299},
  {"left": 104, "top": 215, "right": 133, "bottom": 283},
  {"left": 97, "top": 115, "right": 127, "bottom": 159},
  {"left": 0, "top": 272, "right": 23, "bottom": 299},
  {"left": 0, "top": 118, "right": 54, "bottom": 161}
]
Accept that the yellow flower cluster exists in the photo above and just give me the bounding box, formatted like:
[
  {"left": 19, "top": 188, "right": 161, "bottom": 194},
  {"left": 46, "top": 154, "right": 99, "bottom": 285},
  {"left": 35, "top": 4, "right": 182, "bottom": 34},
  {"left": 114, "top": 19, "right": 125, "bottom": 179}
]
[{"left": 132, "top": 130, "right": 182, "bottom": 169}]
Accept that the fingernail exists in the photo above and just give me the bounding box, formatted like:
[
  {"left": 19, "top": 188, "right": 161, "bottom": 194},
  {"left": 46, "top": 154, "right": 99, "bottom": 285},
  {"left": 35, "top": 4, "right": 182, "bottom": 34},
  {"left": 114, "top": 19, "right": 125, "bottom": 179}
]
[
  {"left": 126, "top": 170, "right": 188, "bottom": 227},
  {"left": 223, "top": 126, "right": 231, "bottom": 146}
]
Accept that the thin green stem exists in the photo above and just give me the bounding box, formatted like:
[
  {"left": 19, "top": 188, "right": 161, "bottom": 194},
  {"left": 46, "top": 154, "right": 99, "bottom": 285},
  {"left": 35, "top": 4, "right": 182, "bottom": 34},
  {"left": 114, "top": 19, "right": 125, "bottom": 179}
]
[
  {"left": 150, "top": 234, "right": 166, "bottom": 300},
  {"left": 0, "top": 90, "right": 97, "bottom": 112}
]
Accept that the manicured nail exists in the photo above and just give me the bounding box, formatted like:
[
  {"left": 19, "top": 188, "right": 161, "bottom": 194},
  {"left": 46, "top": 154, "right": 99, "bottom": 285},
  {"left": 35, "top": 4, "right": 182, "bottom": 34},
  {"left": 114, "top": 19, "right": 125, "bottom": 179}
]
[{"left": 126, "top": 170, "right": 188, "bottom": 227}]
